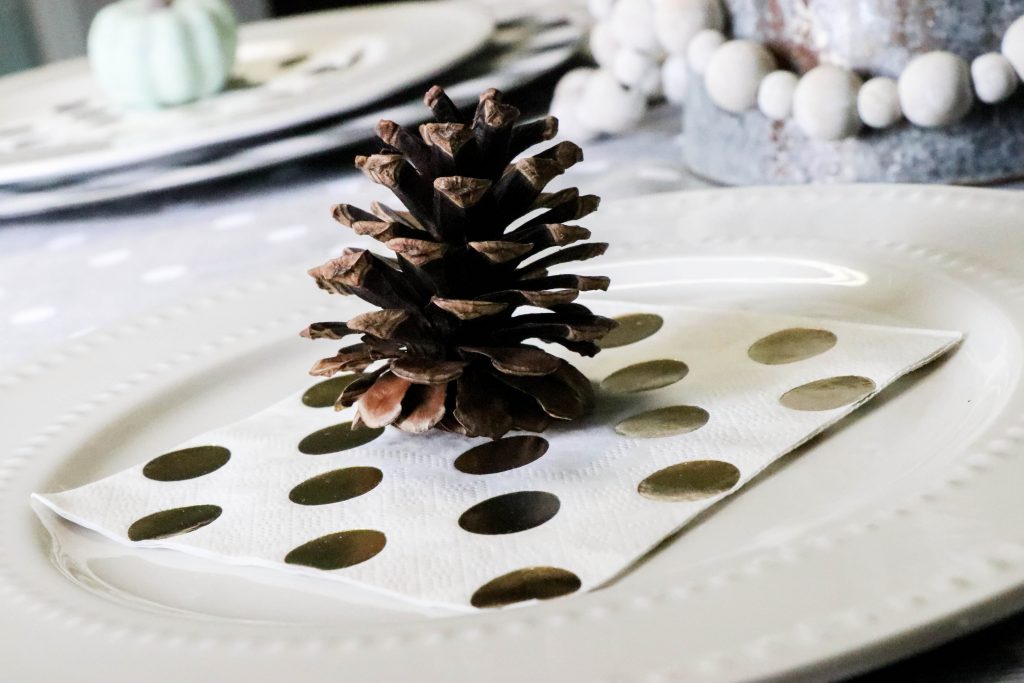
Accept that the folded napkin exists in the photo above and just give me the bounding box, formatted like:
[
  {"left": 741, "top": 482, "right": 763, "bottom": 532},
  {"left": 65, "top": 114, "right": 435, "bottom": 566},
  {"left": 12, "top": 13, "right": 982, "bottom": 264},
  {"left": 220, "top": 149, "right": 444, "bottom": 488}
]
[{"left": 33, "top": 303, "right": 961, "bottom": 611}]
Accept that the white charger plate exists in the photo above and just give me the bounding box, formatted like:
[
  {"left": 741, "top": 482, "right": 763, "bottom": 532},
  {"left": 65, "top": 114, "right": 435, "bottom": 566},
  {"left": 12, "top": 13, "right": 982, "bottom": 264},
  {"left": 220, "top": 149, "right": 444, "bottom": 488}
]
[
  {"left": 3, "top": 185, "right": 1024, "bottom": 681},
  {"left": 0, "top": 1, "right": 493, "bottom": 186}
]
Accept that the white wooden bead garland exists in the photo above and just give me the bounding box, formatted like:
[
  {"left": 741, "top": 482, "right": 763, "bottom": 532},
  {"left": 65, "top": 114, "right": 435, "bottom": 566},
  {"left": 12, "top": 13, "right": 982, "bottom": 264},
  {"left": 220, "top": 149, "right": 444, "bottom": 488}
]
[
  {"left": 550, "top": 0, "right": 725, "bottom": 138},
  {"left": 554, "top": 0, "right": 1024, "bottom": 141}
]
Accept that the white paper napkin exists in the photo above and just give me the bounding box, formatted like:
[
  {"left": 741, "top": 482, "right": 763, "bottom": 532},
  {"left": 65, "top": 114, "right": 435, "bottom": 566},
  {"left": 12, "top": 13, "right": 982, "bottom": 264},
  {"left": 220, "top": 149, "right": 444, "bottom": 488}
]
[{"left": 33, "top": 303, "right": 961, "bottom": 611}]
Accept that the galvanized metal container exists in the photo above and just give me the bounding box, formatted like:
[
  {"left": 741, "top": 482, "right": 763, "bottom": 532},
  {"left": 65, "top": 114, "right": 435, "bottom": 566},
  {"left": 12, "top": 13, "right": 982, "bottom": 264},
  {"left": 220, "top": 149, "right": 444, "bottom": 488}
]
[{"left": 683, "top": 0, "right": 1024, "bottom": 184}]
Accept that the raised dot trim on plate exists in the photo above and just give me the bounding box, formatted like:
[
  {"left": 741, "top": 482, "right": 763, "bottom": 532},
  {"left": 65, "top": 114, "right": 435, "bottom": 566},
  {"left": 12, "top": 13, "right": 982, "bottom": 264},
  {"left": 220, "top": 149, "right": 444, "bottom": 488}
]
[
  {"left": 615, "top": 405, "right": 710, "bottom": 438},
  {"left": 301, "top": 375, "right": 359, "bottom": 408},
  {"left": 780, "top": 375, "right": 876, "bottom": 411},
  {"left": 748, "top": 328, "right": 838, "bottom": 365},
  {"left": 601, "top": 359, "right": 689, "bottom": 394},
  {"left": 284, "top": 530, "right": 387, "bottom": 570},
  {"left": 470, "top": 566, "right": 583, "bottom": 608},
  {"left": 454, "top": 436, "right": 549, "bottom": 475},
  {"left": 598, "top": 313, "right": 664, "bottom": 348},
  {"left": 288, "top": 466, "right": 383, "bottom": 505},
  {"left": 458, "top": 491, "right": 561, "bottom": 535},
  {"left": 638, "top": 460, "right": 742, "bottom": 502},
  {"left": 142, "top": 445, "right": 231, "bottom": 482},
  {"left": 297, "top": 421, "right": 384, "bottom": 455},
  {"left": 127, "top": 504, "right": 223, "bottom": 541}
]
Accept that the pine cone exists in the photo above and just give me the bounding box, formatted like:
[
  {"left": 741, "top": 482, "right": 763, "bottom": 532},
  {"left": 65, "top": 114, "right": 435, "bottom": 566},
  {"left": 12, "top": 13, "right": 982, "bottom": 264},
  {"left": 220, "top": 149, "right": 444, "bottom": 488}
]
[{"left": 302, "top": 86, "right": 613, "bottom": 438}]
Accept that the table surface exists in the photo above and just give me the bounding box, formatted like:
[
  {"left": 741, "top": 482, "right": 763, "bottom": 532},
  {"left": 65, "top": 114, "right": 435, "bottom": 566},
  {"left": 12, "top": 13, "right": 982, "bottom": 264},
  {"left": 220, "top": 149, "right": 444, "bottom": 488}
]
[{"left": 0, "top": 96, "right": 1021, "bottom": 681}]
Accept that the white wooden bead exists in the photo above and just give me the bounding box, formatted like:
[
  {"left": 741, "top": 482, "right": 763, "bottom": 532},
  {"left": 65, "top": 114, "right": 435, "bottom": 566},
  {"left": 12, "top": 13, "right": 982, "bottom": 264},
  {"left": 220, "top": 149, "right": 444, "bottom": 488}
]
[
  {"left": 972, "top": 52, "right": 1019, "bottom": 104},
  {"left": 704, "top": 40, "right": 776, "bottom": 113},
  {"left": 549, "top": 95, "right": 601, "bottom": 142},
  {"left": 857, "top": 77, "right": 902, "bottom": 129},
  {"left": 898, "top": 51, "right": 973, "bottom": 127},
  {"left": 757, "top": 70, "right": 798, "bottom": 121},
  {"left": 1001, "top": 15, "right": 1024, "bottom": 80},
  {"left": 687, "top": 29, "right": 725, "bottom": 75},
  {"left": 662, "top": 53, "right": 690, "bottom": 104},
  {"left": 613, "top": 48, "right": 660, "bottom": 95},
  {"left": 550, "top": 68, "right": 599, "bottom": 141},
  {"left": 587, "top": 0, "right": 616, "bottom": 21},
  {"left": 638, "top": 64, "right": 663, "bottom": 98},
  {"left": 589, "top": 21, "right": 621, "bottom": 69},
  {"left": 654, "top": 0, "right": 724, "bottom": 56},
  {"left": 553, "top": 67, "right": 597, "bottom": 102},
  {"left": 577, "top": 69, "right": 647, "bottom": 133},
  {"left": 792, "top": 65, "right": 863, "bottom": 140},
  {"left": 609, "top": 0, "right": 660, "bottom": 53}
]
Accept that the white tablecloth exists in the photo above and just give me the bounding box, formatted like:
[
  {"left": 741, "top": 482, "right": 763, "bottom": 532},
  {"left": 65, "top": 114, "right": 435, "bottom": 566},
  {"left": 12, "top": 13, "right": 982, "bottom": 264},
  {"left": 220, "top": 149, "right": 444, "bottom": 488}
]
[{"left": 0, "top": 105, "right": 702, "bottom": 368}]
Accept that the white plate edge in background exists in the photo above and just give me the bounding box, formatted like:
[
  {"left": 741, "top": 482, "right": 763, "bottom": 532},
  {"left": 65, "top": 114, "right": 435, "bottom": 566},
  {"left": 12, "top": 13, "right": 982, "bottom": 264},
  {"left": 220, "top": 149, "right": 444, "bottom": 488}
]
[
  {"left": 0, "top": 17, "right": 582, "bottom": 220},
  {"left": 0, "top": 1, "right": 494, "bottom": 186}
]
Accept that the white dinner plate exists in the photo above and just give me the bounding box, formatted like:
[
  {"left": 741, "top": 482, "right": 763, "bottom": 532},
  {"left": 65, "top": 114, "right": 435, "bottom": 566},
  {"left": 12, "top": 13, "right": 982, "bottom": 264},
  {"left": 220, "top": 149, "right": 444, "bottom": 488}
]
[
  {"left": 0, "top": 1, "right": 493, "bottom": 186},
  {"left": 0, "top": 15, "right": 582, "bottom": 220},
  {"left": 3, "top": 185, "right": 1024, "bottom": 681}
]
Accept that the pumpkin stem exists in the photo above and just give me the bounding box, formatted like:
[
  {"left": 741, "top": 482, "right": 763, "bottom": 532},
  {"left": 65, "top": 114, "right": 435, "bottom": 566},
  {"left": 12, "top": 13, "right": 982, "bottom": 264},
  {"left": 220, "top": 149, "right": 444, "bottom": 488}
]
[{"left": 150, "top": 0, "right": 174, "bottom": 8}]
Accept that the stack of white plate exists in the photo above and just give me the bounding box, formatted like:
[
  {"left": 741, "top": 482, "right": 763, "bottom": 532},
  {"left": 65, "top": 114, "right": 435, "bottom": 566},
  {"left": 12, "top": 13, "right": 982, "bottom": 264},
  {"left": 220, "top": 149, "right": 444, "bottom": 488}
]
[{"left": 0, "top": 1, "right": 585, "bottom": 219}]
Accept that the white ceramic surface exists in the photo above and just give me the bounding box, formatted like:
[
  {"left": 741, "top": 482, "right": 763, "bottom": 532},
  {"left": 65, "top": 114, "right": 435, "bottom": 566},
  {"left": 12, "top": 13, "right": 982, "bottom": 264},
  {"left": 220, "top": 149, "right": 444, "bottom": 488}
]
[
  {"left": 3, "top": 186, "right": 1024, "bottom": 681},
  {"left": 0, "top": 17, "right": 581, "bottom": 220},
  {"left": 0, "top": 1, "right": 493, "bottom": 186}
]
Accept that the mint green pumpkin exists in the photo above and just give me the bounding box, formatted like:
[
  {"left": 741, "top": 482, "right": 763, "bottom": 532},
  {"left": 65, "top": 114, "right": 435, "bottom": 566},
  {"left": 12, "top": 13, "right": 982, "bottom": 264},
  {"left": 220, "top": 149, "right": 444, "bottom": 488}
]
[{"left": 88, "top": 0, "right": 238, "bottom": 109}]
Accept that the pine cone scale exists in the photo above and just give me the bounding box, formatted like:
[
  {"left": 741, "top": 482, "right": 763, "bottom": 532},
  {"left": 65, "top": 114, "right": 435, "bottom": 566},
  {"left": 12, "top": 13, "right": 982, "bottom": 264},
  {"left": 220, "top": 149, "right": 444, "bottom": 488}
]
[
  {"left": 431, "top": 297, "right": 507, "bottom": 320},
  {"left": 336, "top": 369, "right": 381, "bottom": 409},
  {"left": 356, "top": 372, "right": 412, "bottom": 427},
  {"left": 346, "top": 310, "right": 410, "bottom": 339},
  {"left": 460, "top": 346, "right": 562, "bottom": 376},
  {"left": 309, "top": 343, "right": 381, "bottom": 377},
  {"left": 390, "top": 356, "right": 467, "bottom": 384},
  {"left": 496, "top": 363, "right": 589, "bottom": 422},
  {"left": 301, "top": 322, "right": 352, "bottom": 340},
  {"left": 454, "top": 369, "right": 513, "bottom": 439},
  {"left": 394, "top": 383, "right": 447, "bottom": 433}
]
